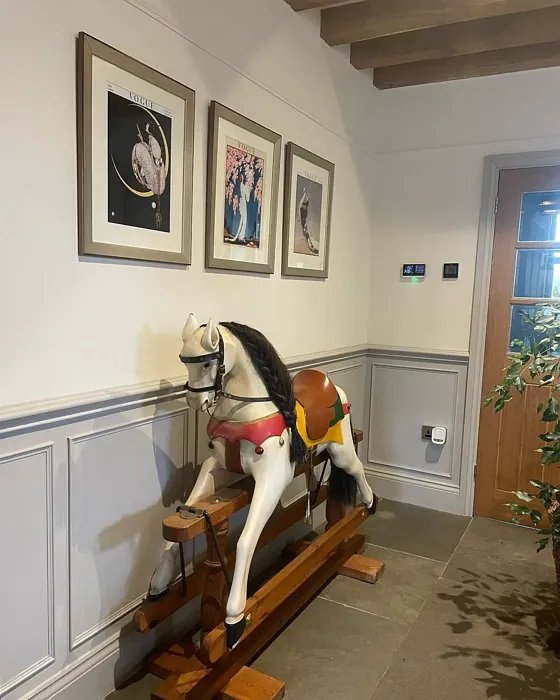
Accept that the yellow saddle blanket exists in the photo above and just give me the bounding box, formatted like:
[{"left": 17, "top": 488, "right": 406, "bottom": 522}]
[{"left": 295, "top": 401, "right": 344, "bottom": 448}]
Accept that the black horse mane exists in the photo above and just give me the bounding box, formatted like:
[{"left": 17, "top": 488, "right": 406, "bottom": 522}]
[{"left": 221, "top": 321, "right": 307, "bottom": 467}]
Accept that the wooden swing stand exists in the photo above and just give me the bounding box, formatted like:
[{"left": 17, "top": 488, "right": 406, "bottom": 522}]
[{"left": 133, "top": 430, "right": 384, "bottom": 700}]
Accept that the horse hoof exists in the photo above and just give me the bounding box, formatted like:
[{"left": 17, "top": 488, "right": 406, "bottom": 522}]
[
  {"left": 367, "top": 494, "right": 379, "bottom": 516},
  {"left": 147, "top": 587, "right": 169, "bottom": 602},
  {"left": 226, "top": 616, "right": 247, "bottom": 649}
]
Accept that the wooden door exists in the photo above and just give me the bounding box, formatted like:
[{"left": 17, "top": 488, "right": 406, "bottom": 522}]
[{"left": 475, "top": 166, "right": 560, "bottom": 520}]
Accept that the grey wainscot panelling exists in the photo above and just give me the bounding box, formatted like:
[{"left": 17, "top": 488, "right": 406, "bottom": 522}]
[
  {"left": 365, "top": 348, "right": 469, "bottom": 515},
  {"left": 0, "top": 443, "right": 55, "bottom": 697},
  {"left": 0, "top": 382, "right": 193, "bottom": 700},
  {"left": 0, "top": 344, "right": 468, "bottom": 700}
]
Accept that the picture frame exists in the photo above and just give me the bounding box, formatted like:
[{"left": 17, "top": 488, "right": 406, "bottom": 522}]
[
  {"left": 77, "top": 32, "right": 195, "bottom": 265},
  {"left": 205, "top": 101, "right": 281, "bottom": 274},
  {"left": 282, "top": 142, "right": 335, "bottom": 279}
]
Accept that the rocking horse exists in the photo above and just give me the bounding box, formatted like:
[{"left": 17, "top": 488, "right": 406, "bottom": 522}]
[{"left": 148, "top": 314, "right": 378, "bottom": 652}]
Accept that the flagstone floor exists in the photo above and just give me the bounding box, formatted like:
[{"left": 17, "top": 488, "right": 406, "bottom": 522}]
[{"left": 107, "top": 499, "right": 560, "bottom": 700}]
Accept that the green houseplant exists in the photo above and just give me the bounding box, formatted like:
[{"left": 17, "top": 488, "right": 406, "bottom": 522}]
[{"left": 485, "top": 303, "right": 560, "bottom": 589}]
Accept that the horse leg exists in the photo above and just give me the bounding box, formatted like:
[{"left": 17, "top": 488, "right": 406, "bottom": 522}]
[
  {"left": 224, "top": 435, "right": 293, "bottom": 648},
  {"left": 149, "top": 455, "right": 232, "bottom": 597},
  {"left": 327, "top": 411, "right": 376, "bottom": 510}
]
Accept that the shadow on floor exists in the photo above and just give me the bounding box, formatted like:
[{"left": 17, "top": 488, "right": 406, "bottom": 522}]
[{"left": 438, "top": 571, "right": 560, "bottom": 700}]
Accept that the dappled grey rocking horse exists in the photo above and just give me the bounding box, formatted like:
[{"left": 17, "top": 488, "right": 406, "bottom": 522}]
[{"left": 149, "top": 315, "right": 378, "bottom": 649}]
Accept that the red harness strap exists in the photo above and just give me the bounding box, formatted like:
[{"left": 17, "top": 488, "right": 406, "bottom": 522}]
[
  {"left": 207, "top": 412, "right": 287, "bottom": 447},
  {"left": 207, "top": 413, "right": 287, "bottom": 475}
]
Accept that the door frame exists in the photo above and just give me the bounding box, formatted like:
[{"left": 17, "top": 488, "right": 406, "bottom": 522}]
[{"left": 463, "top": 149, "right": 560, "bottom": 516}]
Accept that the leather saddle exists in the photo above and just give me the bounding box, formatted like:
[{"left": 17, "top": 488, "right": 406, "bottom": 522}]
[{"left": 293, "top": 369, "right": 340, "bottom": 441}]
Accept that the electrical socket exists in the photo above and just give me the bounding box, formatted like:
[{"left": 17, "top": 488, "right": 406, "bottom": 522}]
[{"left": 422, "top": 425, "right": 434, "bottom": 441}]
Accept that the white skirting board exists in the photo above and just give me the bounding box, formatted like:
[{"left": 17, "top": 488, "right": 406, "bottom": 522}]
[{"left": 365, "top": 471, "right": 464, "bottom": 515}]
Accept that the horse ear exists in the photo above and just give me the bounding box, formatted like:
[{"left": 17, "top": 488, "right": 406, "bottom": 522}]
[
  {"left": 182, "top": 314, "right": 199, "bottom": 342},
  {"left": 201, "top": 319, "right": 220, "bottom": 352}
]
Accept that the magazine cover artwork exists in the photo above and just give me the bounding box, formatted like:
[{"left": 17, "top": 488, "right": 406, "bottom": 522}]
[
  {"left": 223, "top": 140, "right": 265, "bottom": 249},
  {"left": 107, "top": 83, "right": 172, "bottom": 233}
]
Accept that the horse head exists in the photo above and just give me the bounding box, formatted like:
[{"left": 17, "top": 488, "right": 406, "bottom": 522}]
[{"left": 179, "top": 314, "right": 235, "bottom": 412}]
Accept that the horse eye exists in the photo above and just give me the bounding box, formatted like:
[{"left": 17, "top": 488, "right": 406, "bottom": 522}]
[{"left": 203, "top": 362, "right": 211, "bottom": 369}]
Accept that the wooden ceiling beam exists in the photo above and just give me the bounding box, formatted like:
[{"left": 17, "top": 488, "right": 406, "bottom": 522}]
[
  {"left": 351, "top": 7, "right": 560, "bottom": 69},
  {"left": 284, "top": 0, "right": 357, "bottom": 9},
  {"left": 322, "top": 0, "right": 560, "bottom": 46},
  {"left": 372, "top": 40, "right": 560, "bottom": 89}
]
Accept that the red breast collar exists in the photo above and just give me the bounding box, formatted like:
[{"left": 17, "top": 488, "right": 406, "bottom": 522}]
[{"left": 207, "top": 412, "right": 286, "bottom": 447}]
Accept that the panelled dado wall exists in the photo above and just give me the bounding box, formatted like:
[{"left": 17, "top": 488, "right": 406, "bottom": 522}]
[{"left": 0, "top": 347, "right": 467, "bottom": 700}]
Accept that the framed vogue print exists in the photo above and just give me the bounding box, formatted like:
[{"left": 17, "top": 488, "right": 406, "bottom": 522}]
[
  {"left": 282, "top": 142, "right": 334, "bottom": 278},
  {"left": 206, "top": 101, "right": 281, "bottom": 274},
  {"left": 77, "top": 32, "right": 195, "bottom": 265}
]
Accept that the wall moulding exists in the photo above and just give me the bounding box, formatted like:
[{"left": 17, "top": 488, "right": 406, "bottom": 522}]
[{"left": 0, "top": 344, "right": 468, "bottom": 436}]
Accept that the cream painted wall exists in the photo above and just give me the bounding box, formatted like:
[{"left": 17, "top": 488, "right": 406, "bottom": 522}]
[
  {"left": 370, "top": 67, "right": 560, "bottom": 353},
  {"left": 0, "top": 0, "right": 379, "bottom": 408}
]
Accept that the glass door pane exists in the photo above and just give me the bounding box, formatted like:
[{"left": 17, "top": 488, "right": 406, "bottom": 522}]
[
  {"left": 519, "top": 191, "right": 560, "bottom": 241},
  {"left": 513, "top": 249, "right": 560, "bottom": 299}
]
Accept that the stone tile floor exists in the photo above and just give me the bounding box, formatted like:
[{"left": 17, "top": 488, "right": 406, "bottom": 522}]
[{"left": 108, "top": 499, "right": 560, "bottom": 699}]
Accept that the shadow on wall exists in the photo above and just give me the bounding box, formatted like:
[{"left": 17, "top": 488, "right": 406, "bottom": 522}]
[
  {"left": 68, "top": 379, "right": 194, "bottom": 685},
  {"left": 425, "top": 442, "right": 445, "bottom": 465}
]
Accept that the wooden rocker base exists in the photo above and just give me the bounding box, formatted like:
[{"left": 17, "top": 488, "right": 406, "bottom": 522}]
[
  {"left": 150, "top": 647, "right": 284, "bottom": 700},
  {"left": 135, "top": 429, "right": 384, "bottom": 699},
  {"left": 149, "top": 507, "right": 373, "bottom": 699}
]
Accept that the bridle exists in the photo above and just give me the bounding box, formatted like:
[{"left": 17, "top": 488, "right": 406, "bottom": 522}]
[{"left": 179, "top": 325, "right": 271, "bottom": 404}]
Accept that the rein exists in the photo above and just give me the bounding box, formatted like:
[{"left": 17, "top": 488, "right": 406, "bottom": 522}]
[{"left": 180, "top": 325, "right": 271, "bottom": 405}]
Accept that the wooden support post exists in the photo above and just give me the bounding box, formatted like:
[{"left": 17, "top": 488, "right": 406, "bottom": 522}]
[
  {"left": 201, "top": 518, "right": 229, "bottom": 642},
  {"left": 325, "top": 498, "right": 345, "bottom": 530}
]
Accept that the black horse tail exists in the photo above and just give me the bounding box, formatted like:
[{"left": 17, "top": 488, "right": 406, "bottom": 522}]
[{"left": 327, "top": 463, "right": 357, "bottom": 507}]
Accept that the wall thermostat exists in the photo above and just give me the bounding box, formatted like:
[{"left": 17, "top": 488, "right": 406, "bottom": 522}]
[
  {"left": 443, "top": 263, "right": 459, "bottom": 280},
  {"left": 431, "top": 427, "right": 447, "bottom": 445},
  {"left": 402, "top": 264, "right": 426, "bottom": 278}
]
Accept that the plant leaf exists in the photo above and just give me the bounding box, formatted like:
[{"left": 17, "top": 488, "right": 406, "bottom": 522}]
[
  {"left": 507, "top": 503, "right": 531, "bottom": 516},
  {"left": 530, "top": 510, "right": 543, "bottom": 526},
  {"left": 542, "top": 396, "right": 560, "bottom": 422},
  {"left": 512, "top": 491, "right": 533, "bottom": 502},
  {"left": 530, "top": 479, "right": 548, "bottom": 489}
]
